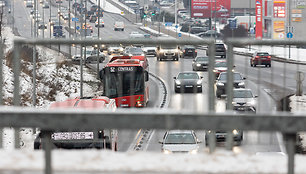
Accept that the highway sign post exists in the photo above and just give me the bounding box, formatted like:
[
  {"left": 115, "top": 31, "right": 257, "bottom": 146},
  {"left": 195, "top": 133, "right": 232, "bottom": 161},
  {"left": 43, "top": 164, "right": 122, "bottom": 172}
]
[
  {"left": 287, "top": 32, "right": 293, "bottom": 38},
  {"left": 178, "top": 33, "right": 182, "bottom": 37},
  {"left": 71, "top": 18, "right": 79, "bottom": 22}
]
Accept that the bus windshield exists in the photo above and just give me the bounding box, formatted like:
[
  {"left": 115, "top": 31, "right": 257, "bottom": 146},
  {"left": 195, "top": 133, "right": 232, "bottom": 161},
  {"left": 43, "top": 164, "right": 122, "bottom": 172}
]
[{"left": 104, "top": 67, "right": 144, "bottom": 98}]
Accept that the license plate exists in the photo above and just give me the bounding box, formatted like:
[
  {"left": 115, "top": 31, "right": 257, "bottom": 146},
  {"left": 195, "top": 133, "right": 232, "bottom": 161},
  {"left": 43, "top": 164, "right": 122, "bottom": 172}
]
[
  {"left": 188, "top": 50, "right": 193, "bottom": 52},
  {"left": 185, "top": 85, "right": 193, "bottom": 88},
  {"left": 217, "top": 135, "right": 225, "bottom": 138},
  {"left": 52, "top": 132, "right": 94, "bottom": 140},
  {"left": 237, "top": 107, "right": 245, "bottom": 110}
]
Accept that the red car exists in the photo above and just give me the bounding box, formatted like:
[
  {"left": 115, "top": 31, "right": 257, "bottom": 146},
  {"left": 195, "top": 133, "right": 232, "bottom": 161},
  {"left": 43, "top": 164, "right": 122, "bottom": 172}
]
[{"left": 250, "top": 52, "right": 271, "bottom": 67}]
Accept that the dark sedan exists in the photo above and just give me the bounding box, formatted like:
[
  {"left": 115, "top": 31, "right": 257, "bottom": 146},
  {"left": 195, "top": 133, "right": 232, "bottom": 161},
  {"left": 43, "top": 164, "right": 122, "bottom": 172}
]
[
  {"left": 215, "top": 72, "right": 246, "bottom": 98},
  {"left": 174, "top": 72, "right": 203, "bottom": 93},
  {"left": 192, "top": 56, "right": 209, "bottom": 71},
  {"left": 183, "top": 45, "right": 197, "bottom": 58}
]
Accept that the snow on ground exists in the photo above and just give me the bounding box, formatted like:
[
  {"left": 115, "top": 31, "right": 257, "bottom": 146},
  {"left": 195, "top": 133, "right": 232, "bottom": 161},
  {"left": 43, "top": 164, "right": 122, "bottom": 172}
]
[
  {"left": 289, "top": 95, "right": 306, "bottom": 150},
  {"left": 235, "top": 46, "right": 306, "bottom": 62},
  {"left": 92, "top": 0, "right": 123, "bottom": 14},
  {"left": 2, "top": 149, "right": 306, "bottom": 173}
]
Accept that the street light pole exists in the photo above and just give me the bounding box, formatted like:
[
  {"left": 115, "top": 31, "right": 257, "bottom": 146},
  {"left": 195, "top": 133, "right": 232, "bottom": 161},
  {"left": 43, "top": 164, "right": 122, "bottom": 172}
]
[
  {"left": 49, "top": 0, "right": 51, "bottom": 39},
  {"left": 97, "top": 0, "right": 100, "bottom": 77},
  {"left": 287, "top": 0, "right": 291, "bottom": 59},
  {"left": 214, "top": 0, "right": 216, "bottom": 41},
  {"left": 248, "top": 0, "right": 251, "bottom": 50},
  {"left": 68, "top": 0, "right": 71, "bottom": 59},
  {"left": 174, "top": 0, "right": 177, "bottom": 27}
]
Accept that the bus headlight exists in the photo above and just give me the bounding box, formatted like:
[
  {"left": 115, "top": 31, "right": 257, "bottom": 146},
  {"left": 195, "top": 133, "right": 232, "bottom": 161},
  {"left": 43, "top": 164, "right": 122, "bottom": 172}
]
[{"left": 136, "top": 101, "right": 144, "bottom": 107}]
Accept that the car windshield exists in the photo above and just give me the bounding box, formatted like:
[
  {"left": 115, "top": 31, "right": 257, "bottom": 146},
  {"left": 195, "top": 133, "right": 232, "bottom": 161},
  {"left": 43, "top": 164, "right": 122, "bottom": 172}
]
[
  {"left": 103, "top": 67, "right": 144, "bottom": 98},
  {"left": 215, "top": 61, "right": 227, "bottom": 67},
  {"left": 219, "top": 73, "right": 242, "bottom": 81},
  {"left": 165, "top": 133, "right": 196, "bottom": 144},
  {"left": 129, "top": 47, "right": 143, "bottom": 53},
  {"left": 196, "top": 57, "right": 209, "bottom": 62},
  {"left": 177, "top": 73, "right": 199, "bottom": 79},
  {"left": 234, "top": 90, "right": 253, "bottom": 98},
  {"left": 161, "top": 46, "right": 177, "bottom": 49},
  {"left": 216, "top": 44, "right": 225, "bottom": 48},
  {"left": 257, "top": 52, "right": 269, "bottom": 56}
]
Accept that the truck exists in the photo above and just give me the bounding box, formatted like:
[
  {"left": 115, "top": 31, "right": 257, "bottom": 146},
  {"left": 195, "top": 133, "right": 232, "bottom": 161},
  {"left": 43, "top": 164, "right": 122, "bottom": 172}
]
[{"left": 34, "top": 96, "right": 118, "bottom": 150}]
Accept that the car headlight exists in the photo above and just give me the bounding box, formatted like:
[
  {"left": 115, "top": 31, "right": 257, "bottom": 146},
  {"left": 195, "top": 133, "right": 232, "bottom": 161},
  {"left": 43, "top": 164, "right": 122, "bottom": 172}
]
[
  {"left": 232, "top": 129, "right": 239, "bottom": 135},
  {"left": 189, "top": 149, "right": 198, "bottom": 154},
  {"left": 141, "top": 53, "right": 145, "bottom": 56},
  {"left": 213, "top": 69, "right": 217, "bottom": 72},
  {"left": 196, "top": 64, "right": 201, "bottom": 67},
  {"left": 232, "top": 101, "right": 237, "bottom": 105},
  {"left": 216, "top": 82, "right": 224, "bottom": 86},
  {"left": 163, "top": 149, "right": 172, "bottom": 154},
  {"left": 175, "top": 80, "right": 181, "bottom": 85},
  {"left": 101, "top": 44, "right": 105, "bottom": 48},
  {"left": 238, "top": 82, "right": 245, "bottom": 87},
  {"left": 197, "top": 80, "right": 202, "bottom": 85},
  {"left": 129, "top": 54, "right": 133, "bottom": 56},
  {"left": 119, "top": 48, "right": 123, "bottom": 51}
]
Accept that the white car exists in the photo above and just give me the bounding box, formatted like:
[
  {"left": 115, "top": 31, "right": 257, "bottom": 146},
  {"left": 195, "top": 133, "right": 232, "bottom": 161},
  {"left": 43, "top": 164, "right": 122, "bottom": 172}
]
[
  {"left": 159, "top": 130, "right": 200, "bottom": 154},
  {"left": 114, "top": 21, "right": 124, "bottom": 31},
  {"left": 232, "top": 88, "right": 257, "bottom": 112}
]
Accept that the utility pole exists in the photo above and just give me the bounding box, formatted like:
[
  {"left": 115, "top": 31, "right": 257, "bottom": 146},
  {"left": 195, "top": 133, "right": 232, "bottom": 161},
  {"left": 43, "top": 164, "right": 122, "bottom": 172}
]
[
  {"left": 32, "top": 0, "right": 37, "bottom": 106},
  {"left": 49, "top": 0, "right": 51, "bottom": 39},
  {"left": 68, "top": 0, "right": 71, "bottom": 59},
  {"left": 287, "top": 0, "right": 292, "bottom": 59},
  {"left": 97, "top": 0, "right": 100, "bottom": 77},
  {"left": 174, "top": 0, "right": 177, "bottom": 27},
  {"left": 214, "top": 0, "right": 216, "bottom": 41},
  {"left": 248, "top": 0, "right": 251, "bottom": 50}
]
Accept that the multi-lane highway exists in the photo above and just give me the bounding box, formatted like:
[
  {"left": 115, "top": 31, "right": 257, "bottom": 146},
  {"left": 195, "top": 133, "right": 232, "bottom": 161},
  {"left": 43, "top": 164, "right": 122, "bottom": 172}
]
[{"left": 8, "top": 0, "right": 304, "bottom": 154}]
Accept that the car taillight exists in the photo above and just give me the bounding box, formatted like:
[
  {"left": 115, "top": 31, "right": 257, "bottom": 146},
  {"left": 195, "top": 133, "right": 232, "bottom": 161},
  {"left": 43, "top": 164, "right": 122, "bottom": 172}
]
[
  {"left": 195, "top": 50, "right": 197, "bottom": 52},
  {"left": 268, "top": 56, "right": 271, "bottom": 59},
  {"left": 255, "top": 56, "right": 260, "bottom": 58}
]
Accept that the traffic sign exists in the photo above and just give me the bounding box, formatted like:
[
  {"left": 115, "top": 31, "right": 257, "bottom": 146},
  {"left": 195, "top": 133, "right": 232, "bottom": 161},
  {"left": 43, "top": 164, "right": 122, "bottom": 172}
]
[
  {"left": 72, "top": 18, "right": 79, "bottom": 22},
  {"left": 175, "top": 25, "right": 178, "bottom": 29},
  {"left": 287, "top": 32, "right": 293, "bottom": 38},
  {"left": 178, "top": 33, "right": 182, "bottom": 37},
  {"left": 76, "top": 26, "right": 80, "bottom": 30}
]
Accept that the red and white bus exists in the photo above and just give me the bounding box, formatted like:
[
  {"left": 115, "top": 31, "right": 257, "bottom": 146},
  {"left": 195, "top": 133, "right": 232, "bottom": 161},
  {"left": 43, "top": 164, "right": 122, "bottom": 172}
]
[
  {"left": 34, "top": 96, "right": 118, "bottom": 151},
  {"left": 100, "top": 55, "right": 149, "bottom": 107}
]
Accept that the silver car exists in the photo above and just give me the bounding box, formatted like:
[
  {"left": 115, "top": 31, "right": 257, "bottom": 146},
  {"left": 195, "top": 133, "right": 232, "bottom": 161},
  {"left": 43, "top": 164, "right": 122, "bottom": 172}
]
[
  {"left": 159, "top": 130, "right": 200, "bottom": 154},
  {"left": 232, "top": 88, "right": 257, "bottom": 112}
]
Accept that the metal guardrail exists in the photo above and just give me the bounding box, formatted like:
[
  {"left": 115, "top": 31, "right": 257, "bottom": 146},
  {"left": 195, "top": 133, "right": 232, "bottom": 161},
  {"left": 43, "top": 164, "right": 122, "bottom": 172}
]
[{"left": 2, "top": 38, "right": 306, "bottom": 174}]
